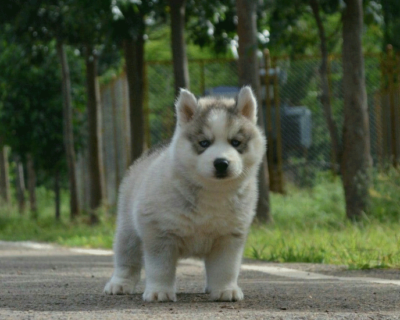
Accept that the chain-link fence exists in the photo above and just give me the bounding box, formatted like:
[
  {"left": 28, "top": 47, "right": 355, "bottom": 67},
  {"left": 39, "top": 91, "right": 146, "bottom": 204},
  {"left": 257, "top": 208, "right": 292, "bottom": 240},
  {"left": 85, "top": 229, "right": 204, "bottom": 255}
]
[
  {"left": 271, "top": 54, "right": 382, "bottom": 188},
  {"left": 82, "top": 53, "right": 394, "bottom": 207}
]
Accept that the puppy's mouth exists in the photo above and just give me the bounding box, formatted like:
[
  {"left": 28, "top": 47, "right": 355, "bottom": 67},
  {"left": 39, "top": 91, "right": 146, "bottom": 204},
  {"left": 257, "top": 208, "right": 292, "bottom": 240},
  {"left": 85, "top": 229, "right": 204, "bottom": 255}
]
[{"left": 215, "top": 172, "right": 229, "bottom": 179}]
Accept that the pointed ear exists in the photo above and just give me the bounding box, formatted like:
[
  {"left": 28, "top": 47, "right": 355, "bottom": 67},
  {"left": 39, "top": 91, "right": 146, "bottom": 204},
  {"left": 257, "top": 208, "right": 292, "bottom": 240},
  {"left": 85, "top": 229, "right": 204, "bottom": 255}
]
[
  {"left": 175, "top": 89, "right": 198, "bottom": 124},
  {"left": 236, "top": 86, "right": 258, "bottom": 123}
]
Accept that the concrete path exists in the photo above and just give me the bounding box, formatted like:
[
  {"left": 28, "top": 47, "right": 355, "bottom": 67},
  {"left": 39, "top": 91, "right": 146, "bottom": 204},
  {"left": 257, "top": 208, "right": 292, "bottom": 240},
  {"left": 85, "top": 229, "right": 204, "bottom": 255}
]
[{"left": 0, "top": 241, "right": 399, "bottom": 319}]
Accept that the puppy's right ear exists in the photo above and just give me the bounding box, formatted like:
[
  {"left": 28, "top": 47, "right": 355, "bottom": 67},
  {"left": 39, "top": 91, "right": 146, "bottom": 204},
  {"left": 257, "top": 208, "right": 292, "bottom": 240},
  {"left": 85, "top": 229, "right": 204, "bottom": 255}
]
[{"left": 175, "top": 89, "right": 198, "bottom": 124}]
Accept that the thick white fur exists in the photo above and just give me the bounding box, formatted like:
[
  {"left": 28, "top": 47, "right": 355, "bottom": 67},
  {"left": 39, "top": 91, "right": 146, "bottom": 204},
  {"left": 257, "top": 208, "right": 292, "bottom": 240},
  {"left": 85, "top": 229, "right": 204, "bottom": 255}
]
[{"left": 104, "top": 86, "right": 266, "bottom": 302}]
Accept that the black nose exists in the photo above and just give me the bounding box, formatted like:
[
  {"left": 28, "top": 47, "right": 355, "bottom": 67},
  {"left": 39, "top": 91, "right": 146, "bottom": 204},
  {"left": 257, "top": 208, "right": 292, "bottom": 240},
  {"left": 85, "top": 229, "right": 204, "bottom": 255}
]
[{"left": 214, "top": 158, "right": 229, "bottom": 174}]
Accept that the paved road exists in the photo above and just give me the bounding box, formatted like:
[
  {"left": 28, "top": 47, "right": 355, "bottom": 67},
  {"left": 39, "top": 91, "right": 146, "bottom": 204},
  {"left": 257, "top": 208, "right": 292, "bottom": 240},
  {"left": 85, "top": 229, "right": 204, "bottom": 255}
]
[{"left": 0, "top": 242, "right": 399, "bottom": 319}]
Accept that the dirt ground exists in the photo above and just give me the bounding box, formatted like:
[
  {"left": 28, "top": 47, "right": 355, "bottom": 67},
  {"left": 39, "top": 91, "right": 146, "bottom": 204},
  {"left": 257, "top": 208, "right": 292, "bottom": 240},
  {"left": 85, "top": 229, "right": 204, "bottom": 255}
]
[{"left": 0, "top": 242, "right": 399, "bottom": 319}]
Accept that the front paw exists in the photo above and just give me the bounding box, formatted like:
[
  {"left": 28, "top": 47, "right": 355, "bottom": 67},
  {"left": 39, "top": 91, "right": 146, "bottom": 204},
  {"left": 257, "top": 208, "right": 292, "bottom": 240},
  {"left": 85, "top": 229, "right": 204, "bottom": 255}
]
[
  {"left": 210, "top": 286, "right": 244, "bottom": 302},
  {"left": 143, "top": 288, "right": 177, "bottom": 302},
  {"left": 104, "top": 275, "right": 137, "bottom": 295}
]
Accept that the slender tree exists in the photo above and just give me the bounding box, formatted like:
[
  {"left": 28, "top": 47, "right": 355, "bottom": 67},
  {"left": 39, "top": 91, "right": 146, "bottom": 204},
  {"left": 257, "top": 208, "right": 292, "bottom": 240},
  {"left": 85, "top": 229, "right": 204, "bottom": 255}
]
[
  {"left": 236, "top": 0, "right": 271, "bottom": 223},
  {"left": 85, "top": 44, "right": 106, "bottom": 222},
  {"left": 112, "top": 1, "right": 155, "bottom": 163},
  {"left": 309, "top": 0, "right": 341, "bottom": 171},
  {"left": 69, "top": 0, "right": 111, "bottom": 220},
  {"left": 56, "top": 40, "right": 81, "bottom": 219},
  {"left": 341, "top": 0, "right": 372, "bottom": 220},
  {"left": 124, "top": 28, "right": 146, "bottom": 163},
  {"left": 169, "top": 0, "right": 190, "bottom": 96}
]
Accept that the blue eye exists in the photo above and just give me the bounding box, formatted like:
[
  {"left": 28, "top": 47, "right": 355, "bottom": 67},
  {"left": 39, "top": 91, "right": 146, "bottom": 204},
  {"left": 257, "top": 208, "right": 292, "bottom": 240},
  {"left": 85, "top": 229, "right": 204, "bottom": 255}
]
[
  {"left": 199, "top": 140, "right": 211, "bottom": 148},
  {"left": 231, "top": 139, "right": 241, "bottom": 147}
]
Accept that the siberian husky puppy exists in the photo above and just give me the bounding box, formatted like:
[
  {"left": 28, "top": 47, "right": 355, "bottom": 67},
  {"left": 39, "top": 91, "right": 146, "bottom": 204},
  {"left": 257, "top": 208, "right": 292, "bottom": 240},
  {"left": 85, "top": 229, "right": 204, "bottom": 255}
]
[{"left": 104, "top": 86, "right": 266, "bottom": 302}]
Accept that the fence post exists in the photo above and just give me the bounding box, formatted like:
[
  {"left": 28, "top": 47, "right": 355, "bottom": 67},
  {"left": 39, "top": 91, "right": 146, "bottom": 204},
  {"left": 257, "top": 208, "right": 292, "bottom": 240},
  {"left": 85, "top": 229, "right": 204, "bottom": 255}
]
[
  {"left": 327, "top": 54, "right": 337, "bottom": 173},
  {"left": 271, "top": 57, "right": 285, "bottom": 193},
  {"left": 374, "top": 91, "right": 383, "bottom": 167},
  {"left": 111, "top": 77, "right": 120, "bottom": 198},
  {"left": 263, "top": 49, "right": 277, "bottom": 192},
  {"left": 380, "top": 52, "right": 388, "bottom": 163},
  {"left": 200, "top": 60, "right": 205, "bottom": 96},
  {"left": 143, "top": 62, "right": 151, "bottom": 148},
  {"left": 387, "top": 45, "right": 397, "bottom": 167},
  {"left": 122, "top": 70, "right": 131, "bottom": 169}
]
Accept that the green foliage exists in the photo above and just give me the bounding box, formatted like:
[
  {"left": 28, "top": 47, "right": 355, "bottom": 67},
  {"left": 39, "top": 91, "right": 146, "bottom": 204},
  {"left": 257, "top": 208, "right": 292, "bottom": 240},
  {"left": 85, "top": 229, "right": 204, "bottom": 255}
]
[
  {"left": 381, "top": 0, "right": 400, "bottom": 50},
  {"left": 186, "top": 0, "right": 237, "bottom": 54},
  {"left": 145, "top": 25, "right": 220, "bottom": 61},
  {"left": 0, "top": 24, "right": 87, "bottom": 187}
]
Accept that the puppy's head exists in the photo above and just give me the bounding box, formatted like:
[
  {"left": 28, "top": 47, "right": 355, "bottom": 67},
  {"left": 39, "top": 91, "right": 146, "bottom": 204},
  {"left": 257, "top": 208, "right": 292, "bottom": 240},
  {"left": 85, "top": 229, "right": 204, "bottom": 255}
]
[{"left": 172, "top": 87, "right": 266, "bottom": 185}]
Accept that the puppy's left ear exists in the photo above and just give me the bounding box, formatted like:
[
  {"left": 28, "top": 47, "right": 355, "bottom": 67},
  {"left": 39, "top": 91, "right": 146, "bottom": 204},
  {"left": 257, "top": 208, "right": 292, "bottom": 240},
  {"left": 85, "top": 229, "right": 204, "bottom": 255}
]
[
  {"left": 236, "top": 86, "right": 258, "bottom": 123},
  {"left": 175, "top": 89, "right": 198, "bottom": 124}
]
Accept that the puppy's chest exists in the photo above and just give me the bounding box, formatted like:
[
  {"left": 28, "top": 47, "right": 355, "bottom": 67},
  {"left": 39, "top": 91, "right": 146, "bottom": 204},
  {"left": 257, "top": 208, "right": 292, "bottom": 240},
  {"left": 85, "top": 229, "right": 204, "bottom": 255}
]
[
  {"left": 165, "top": 191, "right": 251, "bottom": 257},
  {"left": 175, "top": 191, "right": 248, "bottom": 235}
]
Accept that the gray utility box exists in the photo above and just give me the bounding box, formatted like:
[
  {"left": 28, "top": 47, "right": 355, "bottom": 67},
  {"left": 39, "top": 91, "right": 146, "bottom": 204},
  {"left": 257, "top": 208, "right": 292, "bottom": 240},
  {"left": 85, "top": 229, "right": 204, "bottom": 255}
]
[
  {"left": 204, "top": 87, "right": 312, "bottom": 150},
  {"left": 263, "top": 106, "right": 312, "bottom": 150},
  {"left": 204, "top": 86, "right": 240, "bottom": 98}
]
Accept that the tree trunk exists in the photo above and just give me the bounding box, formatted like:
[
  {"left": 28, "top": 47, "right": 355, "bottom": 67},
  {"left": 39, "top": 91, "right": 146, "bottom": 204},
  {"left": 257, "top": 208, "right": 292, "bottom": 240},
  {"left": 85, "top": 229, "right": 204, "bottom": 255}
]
[
  {"left": 341, "top": 0, "right": 372, "bottom": 220},
  {"left": 0, "top": 139, "right": 10, "bottom": 204},
  {"left": 56, "top": 39, "right": 80, "bottom": 219},
  {"left": 236, "top": 0, "right": 271, "bottom": 223},
  {"left": 14, "top": 157, "right": 25, "bottom": 215},
  {"left": 123, "top": 34, "right": 146, "bottom": 163},
  {"left": 27, "top": 154, "right": 38, "bottom": 219},
  {"left": 85, "top": 44, "right": 106, "bottom": 224},
  {"left": 310, "top": 0, "right": 342, "bottom": 172},
  {"left": 55, "top": 169, "right": 61, "bottom": 221},
  {"left": 170, "top": 0, "right": 190, "bottom": 96}
]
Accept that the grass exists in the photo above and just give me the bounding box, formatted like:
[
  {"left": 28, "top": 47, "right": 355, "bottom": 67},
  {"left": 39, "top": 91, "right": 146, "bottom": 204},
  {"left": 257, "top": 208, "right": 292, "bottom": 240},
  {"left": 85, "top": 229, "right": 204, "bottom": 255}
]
[
  {"left": 246, "top": 170, "right": 400, "bottom": 269},
  {"left": 1, "top": 170, "right": 400, "bottom": 269},
  {"left": 0, "top": 187, "right": 115, "bottom": 249}
]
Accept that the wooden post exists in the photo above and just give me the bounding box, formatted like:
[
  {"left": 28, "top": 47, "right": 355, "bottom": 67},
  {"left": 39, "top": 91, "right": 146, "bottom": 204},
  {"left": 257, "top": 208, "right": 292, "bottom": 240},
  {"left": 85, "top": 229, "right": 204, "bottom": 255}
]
[
  {"left": 200, "top": 60, "right": 206, "bottom": 96},
  {"left": 122, "top": 70, "right": 131, "bottom": 169},
  {"left": 374, "top": 92, "right": 383, "bottom": 167},
  {"left": 143, "top": 62, "right": 151, "bottom": 148},
  {"left": 14, "top": 157, "right": 25, "bottom": 214},
  {"left": 111, "top": 77, "right": 120, "bottom": 196},
  {"left": 387, "top": 45, "right": 397, "bottom": 167},
  {"left": 380, "top": 52, "right": 389, "bottom": 162},
  {"left": 263, "top": 49, "right": 277, "bottom": 191},
  {"left": 327, "top": 55, "right": 337, "bottom": 173},
  {"left": 272, "top": 57, "right": 285, "bottom": 193},
  {"left": 0, "top": 143, "right": 10, "bottom": 203},
  {"left": 27, "top": 154, "right": 37, "bottom": 219}
]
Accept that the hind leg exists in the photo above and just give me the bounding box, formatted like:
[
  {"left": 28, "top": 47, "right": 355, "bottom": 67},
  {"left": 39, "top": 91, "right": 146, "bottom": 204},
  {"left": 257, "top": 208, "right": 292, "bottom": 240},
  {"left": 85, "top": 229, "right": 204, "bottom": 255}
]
[{"left": 104, "top": 225, "right": 142, "bottom": 295}]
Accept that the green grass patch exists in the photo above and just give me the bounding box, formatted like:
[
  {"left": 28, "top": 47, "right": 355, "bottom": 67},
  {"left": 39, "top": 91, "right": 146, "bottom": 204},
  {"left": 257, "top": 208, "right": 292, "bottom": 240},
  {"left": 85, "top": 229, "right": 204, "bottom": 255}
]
[
  {"left": 245, "top": 171, "right": 400, "bottom": 269},
  {"left": 0, "top": 187, "right": 115, "bottom": 249},
  {"left": 1, "top": 170, "right": 400, "bottom": 269}
]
